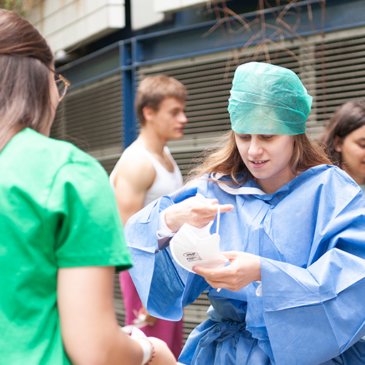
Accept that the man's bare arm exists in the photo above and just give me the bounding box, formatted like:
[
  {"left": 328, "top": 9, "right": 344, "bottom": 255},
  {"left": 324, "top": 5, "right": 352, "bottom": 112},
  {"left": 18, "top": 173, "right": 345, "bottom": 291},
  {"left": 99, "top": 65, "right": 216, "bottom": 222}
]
[
  {"left": 113, "top": 150, "right": 156, "bottom": 226},
  {"left": 113, "top": 150, "right": 158, "bottom": 325}
]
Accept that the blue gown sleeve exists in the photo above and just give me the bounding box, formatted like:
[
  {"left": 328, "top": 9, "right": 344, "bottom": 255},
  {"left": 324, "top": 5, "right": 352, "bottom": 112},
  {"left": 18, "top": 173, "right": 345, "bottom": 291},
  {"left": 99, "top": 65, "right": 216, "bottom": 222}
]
[
  {"left": 260, "top": 182, "right": 365, "bottom": 365},
  {"left": 124, "top": 180, "right": 210, "bottom": 321}
]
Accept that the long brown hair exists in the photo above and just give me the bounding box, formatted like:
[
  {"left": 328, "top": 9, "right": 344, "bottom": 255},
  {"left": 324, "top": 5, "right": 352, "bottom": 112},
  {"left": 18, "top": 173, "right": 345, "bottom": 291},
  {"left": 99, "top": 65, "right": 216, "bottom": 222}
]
[
  {"left": 0, "top": 9, "right": 54, "bottom": 151},
  {"left": 188, "top": 130, "right": 331, "bottom": 184},
  {"left": 320, "top": 101, "right": 365, "bottom": 167}
]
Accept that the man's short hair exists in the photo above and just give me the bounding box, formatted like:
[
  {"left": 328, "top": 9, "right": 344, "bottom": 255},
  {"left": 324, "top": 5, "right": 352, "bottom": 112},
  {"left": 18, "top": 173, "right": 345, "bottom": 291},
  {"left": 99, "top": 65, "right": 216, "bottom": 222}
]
[{"left": 135, "top": 74, "right": 188, "bottom": 126}]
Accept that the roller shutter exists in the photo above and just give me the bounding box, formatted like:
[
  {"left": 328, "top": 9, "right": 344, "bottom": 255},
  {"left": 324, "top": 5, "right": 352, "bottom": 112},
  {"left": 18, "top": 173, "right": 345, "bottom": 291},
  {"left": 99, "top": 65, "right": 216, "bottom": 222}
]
[
  {"left": 314, "top": 31, "right": 365, "bottom": 124},
  {"left": 51, "top": 73, "right": 123, "bottom": 174}
]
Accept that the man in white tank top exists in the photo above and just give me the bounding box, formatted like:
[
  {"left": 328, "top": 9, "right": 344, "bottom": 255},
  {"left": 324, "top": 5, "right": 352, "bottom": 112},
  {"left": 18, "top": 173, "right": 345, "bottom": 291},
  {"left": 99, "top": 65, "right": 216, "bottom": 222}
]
[{"left": 110, "top": 75, "right": 187, "bottom": 359}]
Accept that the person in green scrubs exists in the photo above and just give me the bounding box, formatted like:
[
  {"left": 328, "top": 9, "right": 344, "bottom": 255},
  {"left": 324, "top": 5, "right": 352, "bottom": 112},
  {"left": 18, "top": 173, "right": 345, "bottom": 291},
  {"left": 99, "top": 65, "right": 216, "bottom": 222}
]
[
  {"left": 321, "top": 101, "right": 365, "bottom": 194},
  {"left": 0, "top": 9, "right": 176, "bottom": 365}
]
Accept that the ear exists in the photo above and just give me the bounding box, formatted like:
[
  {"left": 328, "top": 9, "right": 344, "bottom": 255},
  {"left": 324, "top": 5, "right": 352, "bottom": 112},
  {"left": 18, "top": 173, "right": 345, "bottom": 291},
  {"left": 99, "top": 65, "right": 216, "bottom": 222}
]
[
  {"left": 334, "top": 135, "right": 343, "bottom": 153},
  {"left": 142, "top": 106, "right": 155, "bottom": 123}
]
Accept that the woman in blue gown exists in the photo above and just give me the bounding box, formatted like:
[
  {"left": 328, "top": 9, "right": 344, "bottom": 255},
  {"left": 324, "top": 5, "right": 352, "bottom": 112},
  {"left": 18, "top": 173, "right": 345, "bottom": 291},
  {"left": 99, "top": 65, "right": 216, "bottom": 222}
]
[{"left": 124, "top": 62, "right": 365, "bottom": 365}]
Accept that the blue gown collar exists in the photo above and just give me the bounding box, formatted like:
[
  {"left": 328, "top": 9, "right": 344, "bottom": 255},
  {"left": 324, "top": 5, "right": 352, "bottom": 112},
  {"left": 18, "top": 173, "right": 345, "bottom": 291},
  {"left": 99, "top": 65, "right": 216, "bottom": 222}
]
[{"left": 210, "top": 164, "right": 332, "bottom": 203}]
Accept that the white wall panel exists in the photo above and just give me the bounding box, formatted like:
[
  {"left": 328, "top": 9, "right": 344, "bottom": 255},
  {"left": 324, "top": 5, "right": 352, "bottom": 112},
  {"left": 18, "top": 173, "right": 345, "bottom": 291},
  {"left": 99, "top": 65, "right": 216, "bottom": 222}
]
[
  {"left": 131, "top": 0, "right": 164, "bottom": 30},
  {"left": 27, "top": 0, "right": 126, "bottom": 53},
  {"left": 183, "top": 0, "right": 209, "bottom": 6},
  {"left": 154, "top": 0, "right": 208, "bottom": 13}
]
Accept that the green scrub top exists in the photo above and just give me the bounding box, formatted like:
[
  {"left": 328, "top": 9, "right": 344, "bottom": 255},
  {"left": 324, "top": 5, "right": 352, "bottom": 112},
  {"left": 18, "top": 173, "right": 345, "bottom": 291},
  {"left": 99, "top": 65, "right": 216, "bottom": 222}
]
[
  {"left": 0, "top": 128, "right": 132, "bottom": 364},
  {"left": 360, "top": 184, "right": 365, "bottom": 194}
]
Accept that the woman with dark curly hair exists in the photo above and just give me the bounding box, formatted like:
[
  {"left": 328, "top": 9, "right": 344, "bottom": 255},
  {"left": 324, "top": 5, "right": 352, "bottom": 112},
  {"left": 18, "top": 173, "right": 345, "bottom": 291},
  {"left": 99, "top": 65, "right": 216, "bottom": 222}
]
[{"left": 321, "top": 101, "right": 365, "bottom": 193}]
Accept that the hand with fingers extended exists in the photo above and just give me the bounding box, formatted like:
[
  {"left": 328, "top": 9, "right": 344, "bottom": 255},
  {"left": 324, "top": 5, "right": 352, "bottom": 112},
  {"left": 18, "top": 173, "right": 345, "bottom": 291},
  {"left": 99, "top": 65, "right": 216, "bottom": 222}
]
[
  {"left": 164, "top": 194, "right": 234, "bottom": 233},
  {"left": 193, "top": 251, "right": 261, "bottom": 292}
]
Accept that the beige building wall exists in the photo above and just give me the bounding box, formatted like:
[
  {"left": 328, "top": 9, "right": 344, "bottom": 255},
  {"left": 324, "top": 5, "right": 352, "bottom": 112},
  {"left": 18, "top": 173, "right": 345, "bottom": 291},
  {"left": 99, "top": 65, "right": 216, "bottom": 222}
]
[
  {"left": 27, "top": 0, "right": 126, "bottom": 53},
  {"left": 27, "top": 0, "right": 228, "bottom": 52},
  {"left": 153, "top": 0, "right": 211, "bottom": 13},
  {"left": 131, "top": 0, "right": 164, "bottom": 30}
]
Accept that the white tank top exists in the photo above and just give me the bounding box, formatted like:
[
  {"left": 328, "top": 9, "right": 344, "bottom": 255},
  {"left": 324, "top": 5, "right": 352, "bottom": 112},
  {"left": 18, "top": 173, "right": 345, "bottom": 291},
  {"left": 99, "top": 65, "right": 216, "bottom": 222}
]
[{"left": 110, "top": 146, "right": 183, "bottom": 207}]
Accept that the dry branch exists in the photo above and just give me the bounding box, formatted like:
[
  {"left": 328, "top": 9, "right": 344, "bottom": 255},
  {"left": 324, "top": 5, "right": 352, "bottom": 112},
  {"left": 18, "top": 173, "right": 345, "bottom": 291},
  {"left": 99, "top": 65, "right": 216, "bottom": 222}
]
[{"left": 205, "top": 0, "right": 326, "bottom": 66}]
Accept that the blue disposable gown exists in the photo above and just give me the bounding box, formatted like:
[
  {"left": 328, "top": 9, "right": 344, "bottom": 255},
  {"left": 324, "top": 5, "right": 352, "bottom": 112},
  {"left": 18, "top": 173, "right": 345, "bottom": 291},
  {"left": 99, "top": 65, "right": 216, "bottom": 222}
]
[{"left": 125, "top": 165, "right": 365, "bottom": 365}]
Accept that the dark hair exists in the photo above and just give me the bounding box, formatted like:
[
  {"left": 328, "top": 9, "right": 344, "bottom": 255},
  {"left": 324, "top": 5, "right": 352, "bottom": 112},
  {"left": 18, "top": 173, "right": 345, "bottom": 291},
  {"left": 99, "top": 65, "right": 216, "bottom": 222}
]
[
  {"left": 0, "top": 9, "right": 54, "bottom": 150},
  {"left": 188, "top": 130, "right": 331, "bottom": 184},
  {"left": 320, "top": 101, "right": 365, "bottom": 166},
  {"left": 135, "top": 74, "right": 187, "bottom": 126}
]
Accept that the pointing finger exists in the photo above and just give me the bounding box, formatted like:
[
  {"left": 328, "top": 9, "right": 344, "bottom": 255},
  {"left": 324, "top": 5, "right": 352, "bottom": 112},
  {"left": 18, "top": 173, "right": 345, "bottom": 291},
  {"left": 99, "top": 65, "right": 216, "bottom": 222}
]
[
  {"left": 200, "top": 204, "right": 234, "bottom": 215},
  {"left": 218, "top": 204, "right": 234, "bottom": 213}
]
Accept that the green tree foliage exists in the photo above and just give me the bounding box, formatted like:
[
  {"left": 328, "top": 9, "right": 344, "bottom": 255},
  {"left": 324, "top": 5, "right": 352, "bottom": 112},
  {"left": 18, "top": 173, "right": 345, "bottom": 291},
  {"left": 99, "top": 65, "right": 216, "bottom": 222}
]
[{"left": 0, "top": 0, "right": 34, "bottom": 15}]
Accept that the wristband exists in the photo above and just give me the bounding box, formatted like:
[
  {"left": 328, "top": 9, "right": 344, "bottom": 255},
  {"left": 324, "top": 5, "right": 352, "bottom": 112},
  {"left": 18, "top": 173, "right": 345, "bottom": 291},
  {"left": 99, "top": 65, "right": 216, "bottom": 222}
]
[
  {"left": 144, "top": 339, "right": 155, "bottom": 364},
  {"left": 135, "top": 338, "right": 155, "bottom": 364}
]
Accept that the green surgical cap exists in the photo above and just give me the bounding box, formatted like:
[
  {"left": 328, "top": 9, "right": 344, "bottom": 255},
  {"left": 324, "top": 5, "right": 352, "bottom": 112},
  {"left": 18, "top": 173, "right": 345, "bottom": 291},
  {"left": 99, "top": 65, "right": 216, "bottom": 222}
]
[{"left": 228, "top": 62, "right": 312, "bottom": 135}]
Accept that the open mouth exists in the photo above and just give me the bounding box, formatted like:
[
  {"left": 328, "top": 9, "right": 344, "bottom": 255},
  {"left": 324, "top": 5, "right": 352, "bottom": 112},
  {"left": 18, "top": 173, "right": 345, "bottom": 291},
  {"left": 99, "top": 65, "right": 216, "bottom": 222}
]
[{"left": 250, "top": 160, "right": 268, "bottom": 165}]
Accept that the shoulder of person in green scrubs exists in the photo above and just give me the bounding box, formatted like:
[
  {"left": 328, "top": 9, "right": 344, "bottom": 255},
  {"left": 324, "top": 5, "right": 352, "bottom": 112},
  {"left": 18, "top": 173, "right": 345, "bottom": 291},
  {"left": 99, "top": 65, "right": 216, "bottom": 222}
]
[{"left": 1, "top": 128, "right": 132, "bottom": 364}]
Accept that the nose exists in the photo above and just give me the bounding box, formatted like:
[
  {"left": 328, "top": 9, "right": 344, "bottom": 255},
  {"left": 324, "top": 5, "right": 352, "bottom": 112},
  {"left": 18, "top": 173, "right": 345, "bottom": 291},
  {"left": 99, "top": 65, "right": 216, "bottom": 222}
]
[
  {"left": 179, "top": 111, "right": 188, "bottom": 124},
  {"left": 248, "top": 137, "right": 263, "bottom": 157}
]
